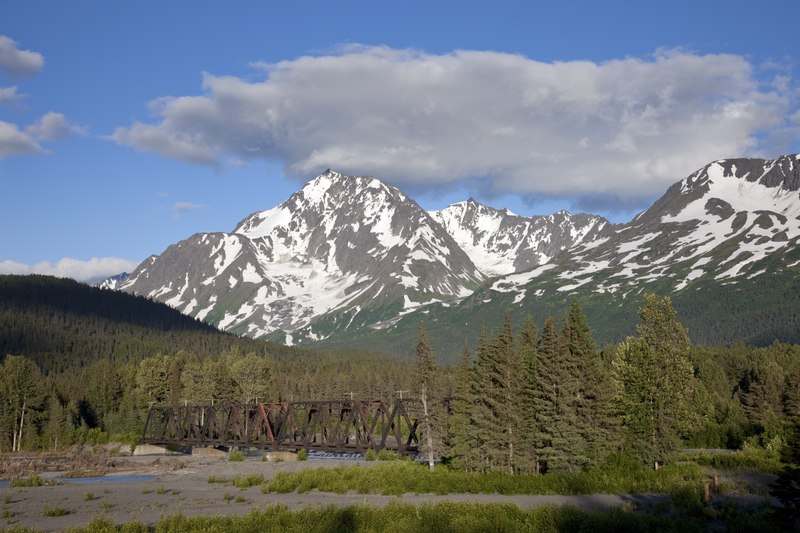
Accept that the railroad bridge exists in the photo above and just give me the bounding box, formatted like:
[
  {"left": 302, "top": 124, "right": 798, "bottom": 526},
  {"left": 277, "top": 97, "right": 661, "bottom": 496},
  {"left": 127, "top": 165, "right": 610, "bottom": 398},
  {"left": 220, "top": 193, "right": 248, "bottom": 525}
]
[{"left": 140, "top": 399, "right": 421, "bottom": 454}]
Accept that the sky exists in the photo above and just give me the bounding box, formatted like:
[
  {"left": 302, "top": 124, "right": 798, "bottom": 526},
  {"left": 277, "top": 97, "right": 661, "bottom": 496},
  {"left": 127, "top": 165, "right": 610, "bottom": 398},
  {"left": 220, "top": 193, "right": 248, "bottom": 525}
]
[{"left": 2, "top": 0, "right": 799, "bottom": 281}]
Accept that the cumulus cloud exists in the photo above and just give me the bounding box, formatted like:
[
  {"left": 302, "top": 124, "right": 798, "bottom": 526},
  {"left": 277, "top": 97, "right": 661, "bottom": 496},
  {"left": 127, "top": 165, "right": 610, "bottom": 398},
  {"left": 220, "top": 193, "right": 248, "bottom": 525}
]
[
  {"left": 0, "top": 257, "right": 140, "bottom": 283},
  {"left": 0, "top": 113, "right": 85, "bottom": 159},
  {"left": 0, "top": 120, "right": 42, "bottom": 158},
  {"left": 111, "top": 46, "right": 798, "bottom": 211},
  {"left": 25, "top": 112, "right": 85, "bottom": 141},
  {"left": 0, "top": 35, "right": 44, "bottom": 77}
]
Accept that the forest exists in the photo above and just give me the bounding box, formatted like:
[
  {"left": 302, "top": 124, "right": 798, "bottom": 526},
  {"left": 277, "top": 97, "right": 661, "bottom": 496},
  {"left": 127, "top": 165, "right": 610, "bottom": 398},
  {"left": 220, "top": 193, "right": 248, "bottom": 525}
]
[{"left": 0, "top": 276, "right": 798, "bottom": 475}]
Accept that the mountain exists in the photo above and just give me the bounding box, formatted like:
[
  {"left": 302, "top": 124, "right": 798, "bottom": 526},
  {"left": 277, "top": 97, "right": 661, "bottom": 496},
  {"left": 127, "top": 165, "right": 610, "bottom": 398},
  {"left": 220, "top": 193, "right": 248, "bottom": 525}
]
[
  {"left": 120, "top": 170, "right": 484, "bottom": 343},
  {"left": 117, "top": 155, "right": 800, "bottom": 356},
  {"left": 371, "top": 154, "right": 800, "bottom": 356},
  {"left": 430, "top": 199, "right": 614, "bottom": 276},
  {"left": 96, "top": 272, "right": 129, "bottom": 290}
]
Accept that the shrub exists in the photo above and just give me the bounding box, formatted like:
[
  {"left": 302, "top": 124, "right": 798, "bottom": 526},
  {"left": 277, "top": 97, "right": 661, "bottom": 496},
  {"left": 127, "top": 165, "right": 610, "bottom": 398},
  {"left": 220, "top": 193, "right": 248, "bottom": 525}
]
[
  {"left": 228, "top": 449, "right": 245, "bottom": 462},
  {"left": 297, "top": 449, "right": 308, "bottom": 461},
  {"left": 232, "top": 473, "right": 264, "bottom": 489},
  {"left": 42, "top": 504, "right": 69, "bottom": 517},
  {"left": 10, "top": 475, "right": 44, "bottom": 487}
]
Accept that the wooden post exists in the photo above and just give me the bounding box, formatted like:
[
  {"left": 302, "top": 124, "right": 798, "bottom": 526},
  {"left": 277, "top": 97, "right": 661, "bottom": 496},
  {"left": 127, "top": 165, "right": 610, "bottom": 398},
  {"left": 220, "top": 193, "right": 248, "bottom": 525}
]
[
  {"left": 712, "top": 474, "right": 719, "bottom": 492},
  {"left": 703, "top": 482, "right": 711, "bottom": 504}
]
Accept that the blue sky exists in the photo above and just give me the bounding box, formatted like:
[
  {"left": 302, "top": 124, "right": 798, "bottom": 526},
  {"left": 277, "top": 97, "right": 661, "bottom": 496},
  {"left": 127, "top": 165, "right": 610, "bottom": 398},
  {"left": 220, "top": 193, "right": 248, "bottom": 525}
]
[{"left": 2, "top": 0, "right": 799, "bottom": 281}]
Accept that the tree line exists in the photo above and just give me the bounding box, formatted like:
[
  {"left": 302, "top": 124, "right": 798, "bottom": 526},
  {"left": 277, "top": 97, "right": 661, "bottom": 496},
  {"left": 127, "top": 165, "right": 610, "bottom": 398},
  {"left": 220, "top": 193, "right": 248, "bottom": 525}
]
[
  {"left": 2, "top": 284, "right": 799, "bottom": 473},
  {"left": 413, "top": 295, "right": 800, "bottom": 472}
]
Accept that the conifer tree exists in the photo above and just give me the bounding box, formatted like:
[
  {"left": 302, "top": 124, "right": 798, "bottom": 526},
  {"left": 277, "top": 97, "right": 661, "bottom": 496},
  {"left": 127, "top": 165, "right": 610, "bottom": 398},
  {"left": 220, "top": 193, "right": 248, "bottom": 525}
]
[
  {"left": 534, "top": 316, "right": 582, "bottom": 472},
  {"left": 448, "top": 342, "right": 480, "bottom": 470},
  {"left": 518, "top": 315, "right": 541, "bottom": 473},
  {"left": 613, "top": 294, "right": 695, "bottom": 466},
  {"left": 563, "top": 299, "right": 617, "bottom": 467}
]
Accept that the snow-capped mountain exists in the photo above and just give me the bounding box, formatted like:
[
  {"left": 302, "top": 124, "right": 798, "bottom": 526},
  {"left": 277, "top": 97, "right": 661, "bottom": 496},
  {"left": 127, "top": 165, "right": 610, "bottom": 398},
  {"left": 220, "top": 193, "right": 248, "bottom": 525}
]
[
  {"left": 118, "top": 155, "right": 800, "bottom": 351},
  {"left": 430, "top": 200, "right": 613, "bottom": 276},
  {"left": 446, "top": 154, "right": 800, "bottom": 346},
  {"left": 95, "top": 272, "right": 129, "bottom": 290},
  {"left": 492, "top": 154, "right": 800, "bottom": 295},
  {"left": 120, "top": 170, "right": 484, "bottom": 342}
]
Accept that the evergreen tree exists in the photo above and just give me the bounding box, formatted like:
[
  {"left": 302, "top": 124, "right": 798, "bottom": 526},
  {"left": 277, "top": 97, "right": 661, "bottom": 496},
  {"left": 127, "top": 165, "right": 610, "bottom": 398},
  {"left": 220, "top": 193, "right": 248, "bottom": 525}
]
[
  {"left": 518, "top": 315, "right": 541, "bottom": 473},
  {"left": 613, "top": 294, "right": 695, "bottom": 466},
  {"left": 534, "top": 317, "right": 582, "bottom": 473},
  {"left": 563, "top": 299, "right": 617, "bottom": 467},
  {"left": 447, "top": 342, "right": 480, "bottom": 470}
]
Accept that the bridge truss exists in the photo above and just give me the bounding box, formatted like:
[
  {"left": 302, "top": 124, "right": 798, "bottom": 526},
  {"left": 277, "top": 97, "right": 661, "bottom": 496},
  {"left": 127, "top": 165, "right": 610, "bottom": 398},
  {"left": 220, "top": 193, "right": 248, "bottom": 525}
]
[{"left": 140, "top": 399, "right": 421, "bottom": 454}]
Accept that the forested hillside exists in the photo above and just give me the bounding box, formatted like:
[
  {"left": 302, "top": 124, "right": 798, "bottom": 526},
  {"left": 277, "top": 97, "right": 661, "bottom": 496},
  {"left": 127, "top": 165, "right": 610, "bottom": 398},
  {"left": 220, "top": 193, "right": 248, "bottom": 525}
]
[{"left": 0, "top": 275, "right": 300, "bottom": 372}]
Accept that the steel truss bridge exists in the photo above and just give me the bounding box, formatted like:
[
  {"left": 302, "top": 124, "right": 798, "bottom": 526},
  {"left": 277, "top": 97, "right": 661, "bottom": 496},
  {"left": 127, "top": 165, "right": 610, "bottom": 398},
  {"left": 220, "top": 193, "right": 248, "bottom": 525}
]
[{"left": 140, "top": 400, "right": 421, "bottom": 454}]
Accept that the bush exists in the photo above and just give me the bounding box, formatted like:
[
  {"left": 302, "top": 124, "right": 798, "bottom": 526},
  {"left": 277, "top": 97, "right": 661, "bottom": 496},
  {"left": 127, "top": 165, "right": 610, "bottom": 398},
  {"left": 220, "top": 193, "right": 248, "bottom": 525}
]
[
  {"left": 232, "top": 474, "right": 264, "bottom": 489},
  {"left": 227, "top": 449, "right": 245, "bottom": 462},
  {"left": 10, "top": 475, "right": 44, "bottom": 487},
  {"left": 297, "top": 449, "right": 308, "bottom": 461}
]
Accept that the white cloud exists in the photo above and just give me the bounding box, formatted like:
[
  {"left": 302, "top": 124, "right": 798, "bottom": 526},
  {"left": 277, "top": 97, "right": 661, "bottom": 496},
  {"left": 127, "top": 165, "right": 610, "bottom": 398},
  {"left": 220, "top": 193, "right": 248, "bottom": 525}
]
[
  {"left": 0, "top": 35, "right": 44, "bottom": 77},
  {"left": 25, "top": 112, "right": 85, "bottom": 141},
  {"left": 0, "top": 257, "right": 140, "bottom": 283},
  {"left": 111, "top": 46, "right": 798, "bottom": 211},
  {"left": 0, "top": 86, "right": 25, "bottom": 106},
  {"left": 0, "top": 120, "right": 42, "bottom": 158}
]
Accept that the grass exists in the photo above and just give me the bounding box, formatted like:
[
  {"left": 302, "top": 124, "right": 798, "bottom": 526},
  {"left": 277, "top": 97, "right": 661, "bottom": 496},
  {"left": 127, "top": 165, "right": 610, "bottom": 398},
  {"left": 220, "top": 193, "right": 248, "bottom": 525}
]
[
  {"left": 141, "top": 488, "right": 153, "bottom": 494},
  {"left": 232, "top": 474, "right": 264, "bottom": 489},
  {"left": 223, "top": 492, "right": 234, "bottom": 504},
  {"left": 9, "top": 475, "right": 44, "bottom": 488},
  {"left": 41, "top": 504, "right": 69, "bottom": 517},
  {"left": 156, "top": 485, "right": 167, "bottom": 495},
  {"left": 364, "top": 449, "right": 409, "bottom": 461},
  {"left": 53, "top": 501, "right": 779, "bottom": 532},
  {"left": 100, "top": 502, "right": 116, "bottom": 512},
  {"left": 84, "top": 491, "right": 99, "bottom": 501},
  {"left": 297, "top": 449, "right": 308, "bottom": 461},
  {"left": 678, "top": 449, "right": 785, "bottom": 474},
  {"left": 207, "top": 475, "right": 230, "bottom": 484},
  {"left": 227, "top": 450, "right": 245, "bottom": 462},
  {"left": 263, "top": 454, "right": 706, "bottom": 496}
]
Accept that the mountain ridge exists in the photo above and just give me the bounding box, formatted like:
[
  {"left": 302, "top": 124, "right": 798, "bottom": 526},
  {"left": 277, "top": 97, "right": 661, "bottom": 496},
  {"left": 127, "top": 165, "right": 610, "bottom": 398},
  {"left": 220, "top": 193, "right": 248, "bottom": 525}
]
[{"left": 117, "top": 154, "right": 800, "bottom": 354}]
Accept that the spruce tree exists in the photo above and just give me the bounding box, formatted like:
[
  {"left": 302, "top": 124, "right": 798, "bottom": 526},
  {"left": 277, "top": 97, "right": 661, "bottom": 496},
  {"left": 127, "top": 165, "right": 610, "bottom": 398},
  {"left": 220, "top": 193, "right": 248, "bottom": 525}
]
[
  {"left": 448, "top": 342, "right": 480, "bottom": 471},
  {"left": 563, "top": 299, "right": 617, "bottom": 467},
  {"left": 518, "top": 315, "right": 541, "bottom": 473},
  {"left": 534, "top": 316, "right": 582, "bottom": 473}
]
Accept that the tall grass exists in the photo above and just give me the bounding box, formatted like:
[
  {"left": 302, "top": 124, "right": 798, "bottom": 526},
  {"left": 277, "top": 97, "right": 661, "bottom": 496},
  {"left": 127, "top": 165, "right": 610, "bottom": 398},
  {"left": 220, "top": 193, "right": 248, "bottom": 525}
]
[
  {"left": 57, "top": 501, "right": 771, "bottom": 533},
  {"left": 263, "top": 454, "right": 705, "bottom": 496}
]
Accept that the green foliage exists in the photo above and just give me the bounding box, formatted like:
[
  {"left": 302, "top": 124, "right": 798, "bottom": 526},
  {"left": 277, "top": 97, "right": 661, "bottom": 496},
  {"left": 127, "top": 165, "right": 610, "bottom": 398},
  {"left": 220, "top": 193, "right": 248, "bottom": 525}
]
[
  {"left": 227, "top": 449, "right": 245, "bottom": 462},
  {"left": 263, "top": 457, "right": 704, "bottom": 496},
  {"left": 9, "top": 475, "right": 44, "bottom": 487},
  {"left": 613, "top": 295, "right": 695, "bottom": 465},
  {"left": 84, "top": 491, "right": 98, "bottom": 501},
  {"left": 232, "top": 473, "right": 264, "bottom": 489},
  {"left": 41, "top": 504, "right": 69, "bottom": 517},
  {"left": 297, "top": 449, "right": 308, "bottom": 461}
]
